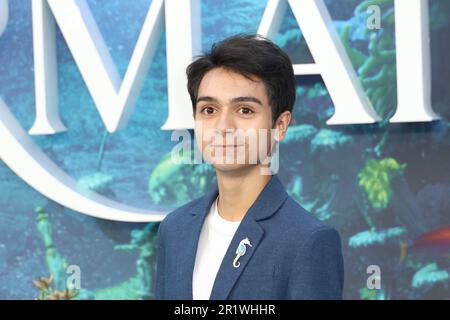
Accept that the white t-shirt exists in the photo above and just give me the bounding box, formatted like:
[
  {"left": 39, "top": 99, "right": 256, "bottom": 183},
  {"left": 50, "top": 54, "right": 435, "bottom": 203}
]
[{"left": 192, "top": 196, "right": 242, "bottom": 300}]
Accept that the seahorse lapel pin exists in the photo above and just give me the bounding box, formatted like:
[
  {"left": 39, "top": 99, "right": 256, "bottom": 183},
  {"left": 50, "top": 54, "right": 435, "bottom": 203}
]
[{"left": 233, "top": 237, "right": 252, "bottom": 268}]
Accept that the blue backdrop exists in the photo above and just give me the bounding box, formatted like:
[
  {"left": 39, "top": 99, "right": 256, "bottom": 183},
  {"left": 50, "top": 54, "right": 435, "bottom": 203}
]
[{"left": 0, "top": 0, "right": 449, "bottom": 299}]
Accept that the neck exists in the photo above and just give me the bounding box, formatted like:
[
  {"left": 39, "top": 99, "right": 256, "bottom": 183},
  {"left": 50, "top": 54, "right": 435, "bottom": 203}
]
[{"left": 215, "top": 165, "right": 272, "bottom": 222}]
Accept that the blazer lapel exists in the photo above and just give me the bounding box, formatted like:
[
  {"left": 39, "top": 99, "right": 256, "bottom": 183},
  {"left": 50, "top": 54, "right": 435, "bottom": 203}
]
[
  {"left": 176, "top": 185, "right": 219, "bottom": 299},
  {"left": 208, "top": 218, "right": 263, "bottom": 300},
  {"left": 176, "top": 174, "right": 288, "bottom": 300}
]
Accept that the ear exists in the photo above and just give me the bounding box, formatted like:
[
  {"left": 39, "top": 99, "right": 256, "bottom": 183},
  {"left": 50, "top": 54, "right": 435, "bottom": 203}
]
[{"left": 273, "top": 111, "right": 291, "bottom": 142}]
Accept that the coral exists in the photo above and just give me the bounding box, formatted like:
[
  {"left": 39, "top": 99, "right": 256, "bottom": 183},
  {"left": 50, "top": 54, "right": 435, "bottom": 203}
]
[
  {"left": 77, "top": 172, "right": 114, "bottom": 193},
  {"left": 94, "top": 223, "right": 158, "bottom": 300},
  {"left": 358, "top": 158, "right": 406, "bottom": 209},
  {"left": 341, "top": 0, "right": 397, "bottom": 119},
  {"left": 35, "top": 206, "right": 157, "bottom": 300},
  {"left": 412, "top": 263, "right": 449, "bottom": 289},
  {"left": 33, "top": 274, "right": 78, "bottom": 300},
  {"left": 283, "top": 124, "right": 317, "bottom": 145},
  {"left": 35, "top": 207, "right": 78, "bottom": 300},
  {"left": 359, "top": 287, "right": 385, "bottom": 300},
  {"left": 311, "top": 129, "right": 353, "bottom": 152},
  {"left": 349, "top": 227, "right": 406, "bottom": 248},
  {"left": 36, "top": 207, "right": 69, "bottom": 291},
  {"left": 287, "top": 173, "right": 340, "bottom": 222}
]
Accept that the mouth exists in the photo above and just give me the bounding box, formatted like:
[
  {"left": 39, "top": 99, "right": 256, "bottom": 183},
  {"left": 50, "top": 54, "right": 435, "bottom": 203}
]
[{"left": 211, "top": 145, "right": 245, "bottom": 147}]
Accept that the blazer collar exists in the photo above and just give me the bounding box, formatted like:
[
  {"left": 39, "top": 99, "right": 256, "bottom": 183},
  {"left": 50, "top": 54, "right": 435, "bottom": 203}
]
[{"left": 176, "top": 174, "right": 288, "bottom": 299}]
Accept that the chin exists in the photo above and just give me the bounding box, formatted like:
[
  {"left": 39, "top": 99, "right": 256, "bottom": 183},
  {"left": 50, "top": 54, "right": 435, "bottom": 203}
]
[{"left": 212, "top": 162, "right": 253, "bottom": 172}]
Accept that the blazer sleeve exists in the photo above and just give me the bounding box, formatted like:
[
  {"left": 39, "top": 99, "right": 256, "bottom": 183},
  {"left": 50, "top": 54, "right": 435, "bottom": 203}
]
[
  {"left": 154, "top": 220, "right": 166, "bottom": 300},
  {"left": 286, "top": 227, "right": 344, "bottom": 300}
]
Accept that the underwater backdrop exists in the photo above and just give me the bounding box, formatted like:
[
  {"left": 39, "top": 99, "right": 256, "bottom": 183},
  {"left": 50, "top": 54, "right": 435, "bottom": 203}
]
[{"left": 0, "top": 0, "right": 450, "bottom": 299}]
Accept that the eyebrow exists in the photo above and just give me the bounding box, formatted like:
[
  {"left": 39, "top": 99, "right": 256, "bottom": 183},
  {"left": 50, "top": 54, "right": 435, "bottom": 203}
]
[{"left": 196, "top": 96, "right": 263, "bottom": 106}]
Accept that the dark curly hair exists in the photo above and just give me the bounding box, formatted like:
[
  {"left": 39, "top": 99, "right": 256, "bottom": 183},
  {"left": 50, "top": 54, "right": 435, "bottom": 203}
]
[{"left": 186, "top": 33, "right": 296, "bottom": 126}]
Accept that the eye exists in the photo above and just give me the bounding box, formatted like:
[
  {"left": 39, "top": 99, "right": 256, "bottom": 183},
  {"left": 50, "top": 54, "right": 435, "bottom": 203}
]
[
  {"left": 199, "top": 106, "right": 216, "bottom": 115},
  {"left": 238, "top": 106, "right": 255, "bottom": 115}
]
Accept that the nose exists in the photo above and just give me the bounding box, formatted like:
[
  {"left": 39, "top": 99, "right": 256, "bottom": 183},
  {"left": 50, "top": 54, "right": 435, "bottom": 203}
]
[{"left": 215, "top": 109, "right": 235, "bottom": 133}]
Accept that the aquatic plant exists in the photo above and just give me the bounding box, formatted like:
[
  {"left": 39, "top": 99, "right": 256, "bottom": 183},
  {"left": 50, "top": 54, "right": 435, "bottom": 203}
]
[
  {"left": 311, "top": 129, "right": 353, "bottom": 152},
  {"left": 283, "top": 124, "right": 317, "bottom": 145},
  {"left": 358, "top": 157, "right": 406, "bottom": 209},
  {"left": 349, "top": 227, "right": 406, "bottom": 248},
  {"left": 94, "top": 223, "right": 158, "bottom": 300},
  {"left": 287, "top": 175, "right": 304, "bottom": 204},
  {"left": 35, "top": 206, "right": 158, "bottom": 300},
  {"left": 33, "top": 274, "right": 78, "bottom": 300},
  {"left": 77, "top": 172, "right": 114, "bottom": 193},
  {"left": 359, "top": 287, "right": 385, "bottom": 300},
  {"left": 341, "top": 0, "right": 396, "bottom": 120},
  {"left": 286, "top": 172, "right": 340, "bottom": 222},
  {"left": 96, "top": 130, "right": 109, "bottom": 172},
  {"left": 76, "top": 129, "right": 114, "bottom": 195},
  {"left": 412, "top": 263, "right": 449, "bottom": 289},
  {"left": 36, "top": 207, "right": 69, "bottom": 290},
  {"left": 35, "top": 207, "right": 79, "bottom": 300}
]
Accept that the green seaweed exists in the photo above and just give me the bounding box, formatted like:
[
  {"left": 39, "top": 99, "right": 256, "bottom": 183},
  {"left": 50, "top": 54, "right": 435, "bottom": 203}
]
[
  {"left": 341, "top": 1, "right": 397, "bottom": 119},
  {"left": 358, "top": 158, "right": 406, "bottom": 209},
  {"left": 94, "top": 223, "right": 158, "bottom": 300},
  {"left": 35, "top": 207, "right": 157, "bottom": 300},
  {"left": 359, "top": 287, "right": 382, "bottom": 300},
  {"left": 35, "top": 207, "right": 78, "bottom": 300}
]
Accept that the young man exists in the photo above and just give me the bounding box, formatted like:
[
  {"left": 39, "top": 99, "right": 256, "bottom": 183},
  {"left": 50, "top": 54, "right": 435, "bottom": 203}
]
[{"left": 155, "top": 34, "right": 344, "bottom": 300}]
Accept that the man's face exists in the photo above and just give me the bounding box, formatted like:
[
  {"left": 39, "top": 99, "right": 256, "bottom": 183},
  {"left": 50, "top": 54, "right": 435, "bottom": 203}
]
[{"left": 194, "top": 67, "right": 277, "bottom": 173}]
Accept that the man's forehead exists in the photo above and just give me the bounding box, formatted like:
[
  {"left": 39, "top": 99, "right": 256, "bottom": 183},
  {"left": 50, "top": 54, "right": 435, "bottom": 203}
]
[
  {"left": 201, "top": 67, "right": 262, "bottom": 86},
  {"left": 198, "top": 68, "right": 267, "bottom": 102}
]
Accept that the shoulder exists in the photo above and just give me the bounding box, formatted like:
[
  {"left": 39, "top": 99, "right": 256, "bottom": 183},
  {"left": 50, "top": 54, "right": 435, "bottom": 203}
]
[
  {"left": 281, "top": 197, "right": 344, "bottom": 299},
  {"left": 275, "top": 196, "right": 342, "bottom": 248},
  {"left": 279, "top": 197, "right": 344, "bottom": 277}
]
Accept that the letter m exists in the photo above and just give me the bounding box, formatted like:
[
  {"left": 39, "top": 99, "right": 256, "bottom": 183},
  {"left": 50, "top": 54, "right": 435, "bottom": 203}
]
[{"left": 30, "top": 0, "right": 201, "bottom": 135}]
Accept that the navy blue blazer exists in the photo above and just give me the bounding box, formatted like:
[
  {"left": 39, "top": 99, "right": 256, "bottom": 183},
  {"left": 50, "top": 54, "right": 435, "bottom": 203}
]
[{"left": 155, "top": 174, "right": 344, "bottom": 300}]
